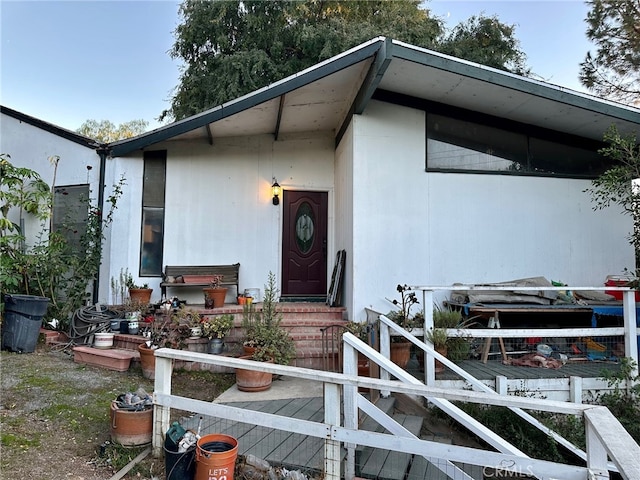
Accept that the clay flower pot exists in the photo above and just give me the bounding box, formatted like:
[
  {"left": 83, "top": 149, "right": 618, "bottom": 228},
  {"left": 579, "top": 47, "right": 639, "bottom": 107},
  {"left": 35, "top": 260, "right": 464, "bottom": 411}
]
[
  {"left": 129, "top": 288, "right": 152, "bottom": 304},
  {"left": 390, "top": 340, "right": 411, "bottom": 369},
  {"left": 203, "top": 288, "right": 227, "bottom": 309},
  {"left": 235, "top": 355, "right": 273, "bottom": 392},
  {"left": 138, "top": 343, "right": 156, "bottom": 380}
]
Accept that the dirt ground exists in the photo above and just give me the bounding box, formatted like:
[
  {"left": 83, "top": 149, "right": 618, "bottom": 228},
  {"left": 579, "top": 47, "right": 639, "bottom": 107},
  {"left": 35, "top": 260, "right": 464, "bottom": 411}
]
[{"left": 0, "top": 341, "right": 235, "bottom": 479}]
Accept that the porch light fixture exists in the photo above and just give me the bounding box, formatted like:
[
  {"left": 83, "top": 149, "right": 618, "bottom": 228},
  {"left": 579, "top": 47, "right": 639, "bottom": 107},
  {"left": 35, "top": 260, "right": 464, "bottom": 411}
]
[{"left": 272, "top": 178, "right": 281, "bottom": 205}]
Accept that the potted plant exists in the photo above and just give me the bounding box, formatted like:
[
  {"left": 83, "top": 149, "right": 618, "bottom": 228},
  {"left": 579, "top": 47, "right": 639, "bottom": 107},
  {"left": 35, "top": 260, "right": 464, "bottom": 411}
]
[
  {"left": 137, "top": 310, "right": 192, "bottom": 379},
  {"left": 419, "top": 308, "right": 477, "bottom": 371},
  {"left": 203, "top": 275, "right": 226, "bottom": 309},
  {"left": 201, "top": 314, "right": 234, "bottom": 354},
  {"left": 237, "top": 272, "right": 296, "bottom": 391},
  {"left": 171, "top": 307, "right": 202, "bottom": 340},
  {"left": 425, "top": 327, "right": 448, "bottom": 373},
  {"left": 386, "top": 284, "right": 420, "bottom": 368},
  {"left": 124, "top": 272, "right": 153, "bottom": 304},
  {"left": 342, "top": 321, "right": 371, "bottom": 384}
]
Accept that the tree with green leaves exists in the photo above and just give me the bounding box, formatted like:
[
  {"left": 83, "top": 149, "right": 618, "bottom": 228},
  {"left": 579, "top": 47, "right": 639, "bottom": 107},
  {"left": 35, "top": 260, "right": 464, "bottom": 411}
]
[
  {"left": 161, "top": 0, "right": 528, "bottom": 121},
  {"left": 437, "top": 14, "right": 529, "bottom": 76},
  {"left": 77, "top": 119, "right": 149, "bottom": 143},
  {"left": 580, "top": 0, "right": 640, "bottom": 104},
  {"left": 585, "top": 126, "right": 640, "bottom": 275}
]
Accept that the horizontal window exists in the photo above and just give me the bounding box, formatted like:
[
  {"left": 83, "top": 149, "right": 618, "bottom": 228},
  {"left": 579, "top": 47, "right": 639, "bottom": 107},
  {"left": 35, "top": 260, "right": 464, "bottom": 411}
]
[{"left": 427, "top": 113, "right": 610, "bottom": 177}]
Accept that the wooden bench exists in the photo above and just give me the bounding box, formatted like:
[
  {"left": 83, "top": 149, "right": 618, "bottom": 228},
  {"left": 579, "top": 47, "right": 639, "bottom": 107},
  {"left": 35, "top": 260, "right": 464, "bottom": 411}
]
[{"left": 160, "top": 264, "right": 240, "bottom": 298}]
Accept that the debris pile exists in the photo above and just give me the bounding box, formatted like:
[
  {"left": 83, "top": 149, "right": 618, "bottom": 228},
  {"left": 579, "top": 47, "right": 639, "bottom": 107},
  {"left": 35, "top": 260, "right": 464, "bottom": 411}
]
[
  {"left": 113, "top": 388, "right": 152, "bottom": 411},
  {"left": 237, "top": 454, "right": 317, "bottom": 480}
]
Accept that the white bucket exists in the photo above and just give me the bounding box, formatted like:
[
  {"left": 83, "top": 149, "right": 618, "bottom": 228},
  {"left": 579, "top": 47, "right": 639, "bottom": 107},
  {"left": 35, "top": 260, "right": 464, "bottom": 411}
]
[
  {"left": 94, "top": 332, "right": 114, "bottom": 349},
  {"left": 244, "top": 288, "right": 261, "bottom": 302}
]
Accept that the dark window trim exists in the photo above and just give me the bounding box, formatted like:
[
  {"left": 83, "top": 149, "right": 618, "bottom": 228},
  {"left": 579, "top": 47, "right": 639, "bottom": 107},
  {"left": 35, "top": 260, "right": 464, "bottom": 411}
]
[
  {"left": 140, "top": 150, "right": 166, "bottom": 277},
  {"left": 373, "top": 89, "right": 608, "bottom": 179}
]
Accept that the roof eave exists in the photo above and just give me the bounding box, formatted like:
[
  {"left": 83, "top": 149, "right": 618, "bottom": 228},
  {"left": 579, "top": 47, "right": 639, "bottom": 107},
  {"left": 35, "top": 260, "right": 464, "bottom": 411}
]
[
  {"left": 109, "top": 37, "right": 387, "bottom": 157},
  {"left": 1, "top": 105, "right": 99, "bottom": 149},
  {"left": 390, "top": 40, "right": 640, "bottom": 124}
]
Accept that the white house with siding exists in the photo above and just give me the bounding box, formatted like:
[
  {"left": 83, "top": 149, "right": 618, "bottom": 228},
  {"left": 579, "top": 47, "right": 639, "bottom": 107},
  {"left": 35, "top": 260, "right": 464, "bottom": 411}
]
[
  {"left": 103, "top": 38, "right": 639, "bottom": 321},
  {"left": 4, "top": 38, "right": 640, "bottom": 322}
]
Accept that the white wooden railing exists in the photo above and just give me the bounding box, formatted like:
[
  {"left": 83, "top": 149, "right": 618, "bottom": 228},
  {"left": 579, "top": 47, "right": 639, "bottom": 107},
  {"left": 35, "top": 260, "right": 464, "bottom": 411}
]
[
  {"left": 151, "top": 340, "right": 640, "bottom": 480},
  {"left": 405, "top": 285, "right": 639, "bottom": 383}
]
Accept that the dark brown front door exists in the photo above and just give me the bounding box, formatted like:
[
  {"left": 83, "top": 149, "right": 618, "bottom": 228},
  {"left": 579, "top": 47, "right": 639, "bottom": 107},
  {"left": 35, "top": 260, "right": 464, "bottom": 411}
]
[{"left": 281, "top": 190, "right": 328, "bottom": 296}]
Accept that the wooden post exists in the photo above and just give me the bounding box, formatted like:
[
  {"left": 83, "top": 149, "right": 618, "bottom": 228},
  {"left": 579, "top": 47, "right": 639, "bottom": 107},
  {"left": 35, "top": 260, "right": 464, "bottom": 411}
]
[
  {"left": 423, "top": 290, "right": 435, "bottom": 386},
  {"left": 152, "top": 349, "right": 173, "bottom": 458},
  {"left": 324, "top": 382, "right": 342, "bottom": 480},
  {"left": 570, "top": 376, "right": 583, "bottom": 404},
  {"left": 379, "top": 317, "right": 391, "bottom": 397},
  {"left": 622, "top": 290, "right": 638, "bottom": 379},
  {"left": 585, "top": 408, "right": 611, "bottom": 480},
  {"left": 342, "top": 340, "right": 358, "bottom": 480}
]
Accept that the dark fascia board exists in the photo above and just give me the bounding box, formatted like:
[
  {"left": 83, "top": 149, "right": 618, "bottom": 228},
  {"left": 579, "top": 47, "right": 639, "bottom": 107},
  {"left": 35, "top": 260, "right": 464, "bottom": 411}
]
[
  {"left": 1, "top": 105, "right": 99, "bottom": 149},
  {"left": 336, "top": 38, "right": 394, "bottom": 147},
  {"left": 390, "top": 40, "right": 640, "bottom": 124},
  {"left": 109, "top": 38, "right": 386, "bottom": 157}
]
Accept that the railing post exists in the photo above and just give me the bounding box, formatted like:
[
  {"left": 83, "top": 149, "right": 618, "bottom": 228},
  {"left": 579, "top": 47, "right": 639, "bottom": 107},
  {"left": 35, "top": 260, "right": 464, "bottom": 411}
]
[
  {"left": 379, "top": 318, "right": 391, "bottom": 397},
  {"left": 324, "top": 382, "right": 341, "bottom": 480},
  {"left": 153, "top": 351, "right": 173, "bottom": 458},
  {"left": 585, "top": 409, "right": 611, "bottom": 480},
  {"left": 342, "top": 340, "right": 358, "bottom": 480},
  {"left": 622, "top": 290, "right": 639, "bottom": 379},
  {"left": 570, "top": 376, "right": 583, "bottom": 404},
  {"left": 422, "top": 290, "right": 435, "bottom": 386},
  {"left": 496, "top": 375, "right": 507, "bottom": 395}
]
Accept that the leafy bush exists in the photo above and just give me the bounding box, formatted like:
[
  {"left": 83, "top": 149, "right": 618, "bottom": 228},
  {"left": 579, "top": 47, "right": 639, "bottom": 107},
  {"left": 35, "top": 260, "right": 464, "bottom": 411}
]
[
  {"left": 241, "top": 271, "right": 295, "bottom": 365},
  {"left": 0, "top": 154, "right": 125, "bottom": 330}
]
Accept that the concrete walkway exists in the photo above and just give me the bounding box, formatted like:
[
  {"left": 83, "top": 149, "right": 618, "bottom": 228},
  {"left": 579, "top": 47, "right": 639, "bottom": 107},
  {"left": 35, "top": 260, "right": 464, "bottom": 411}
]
[{"left": 214, "top": 375, "right": 324, "bottom": 403}]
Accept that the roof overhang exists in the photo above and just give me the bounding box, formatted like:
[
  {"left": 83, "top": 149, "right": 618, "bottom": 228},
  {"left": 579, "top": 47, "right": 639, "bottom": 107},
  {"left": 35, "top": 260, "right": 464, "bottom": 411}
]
[
  {"left": 1, "top": 105, "right": 99, "bottom": 149},
  {"left": 109, "top": 37, "right": 640, "bottom": 157}
]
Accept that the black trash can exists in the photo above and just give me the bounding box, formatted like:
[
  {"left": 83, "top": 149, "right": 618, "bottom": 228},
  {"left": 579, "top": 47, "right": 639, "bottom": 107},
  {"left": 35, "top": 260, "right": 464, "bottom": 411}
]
[
  {"left": 165, "top": 443, "right": 195, "bottom": 480},
  {"left": 2, "top": 294, "right": 49, "bottom": 353}
]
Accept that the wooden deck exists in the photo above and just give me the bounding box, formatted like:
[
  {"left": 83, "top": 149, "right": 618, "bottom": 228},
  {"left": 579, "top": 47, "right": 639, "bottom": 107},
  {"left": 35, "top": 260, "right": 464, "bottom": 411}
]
[
  {"left": 176, "top": 356, "right": 622, "bottom": 478},
  {"left": 183, "top": 397, "right": 328, "bottom": 473},
  {"left": 432, "top": 358, "right": 622, "bottom": 381},
  {"left": 181, "top": 395, "right": 458, "bottom": 479}
]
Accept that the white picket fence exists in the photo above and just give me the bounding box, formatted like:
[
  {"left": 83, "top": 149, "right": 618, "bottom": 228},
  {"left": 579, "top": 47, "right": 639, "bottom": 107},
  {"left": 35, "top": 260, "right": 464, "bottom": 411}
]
[{"left": 151, "top": 334, "right": 640, "bottom": 480}]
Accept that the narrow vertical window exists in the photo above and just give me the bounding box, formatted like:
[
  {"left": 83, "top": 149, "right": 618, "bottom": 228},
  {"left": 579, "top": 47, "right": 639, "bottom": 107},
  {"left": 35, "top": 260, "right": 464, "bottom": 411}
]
[
  {"left": 140, "top": 151, "right": 166, "bottom": 276},
  {"left": 52, "top": 184, "right": 89, "bottom": 252}
]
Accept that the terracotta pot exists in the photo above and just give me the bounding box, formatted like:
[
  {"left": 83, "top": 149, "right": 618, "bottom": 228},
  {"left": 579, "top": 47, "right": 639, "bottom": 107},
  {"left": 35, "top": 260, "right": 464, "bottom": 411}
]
[
  {"left": 390, "top": 340, "right": 411, "bottom": 369},
  {"left": 109, "top": 401, "right": 152, "bottom": 446},
  {"left": 417, "top": 346, "right": 447, "bottom": 373},
  {"left": 357, "top": 352, "right": 370, "bottom": 393},
  {"left": 129, "top": 288, "right": 152, "bottom": 304},
  {"left": 203, "top": 288, "right": 227, "bottom": 308},
  {"left": 434, "top": 346, "right": 447, "bottom": 373},
  {"left": 242, "top": 344, "right": 257, "bottom": 356},
  {"left": 235, "top": 355, "right": 273, "bottom": 392},
  {"left": 138, "top": 343, "right": 156, "bottom": 380}
]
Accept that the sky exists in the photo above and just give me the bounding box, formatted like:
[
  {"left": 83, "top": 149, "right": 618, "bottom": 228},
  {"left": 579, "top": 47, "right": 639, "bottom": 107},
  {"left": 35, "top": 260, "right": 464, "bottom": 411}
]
[{"left": 0, "top": 0, "right": 594, "bottom": 133}]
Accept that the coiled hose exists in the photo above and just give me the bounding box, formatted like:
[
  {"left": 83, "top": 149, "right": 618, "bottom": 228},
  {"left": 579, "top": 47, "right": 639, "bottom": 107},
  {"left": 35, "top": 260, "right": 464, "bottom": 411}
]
[{"left": 68, "top": 305, "right": 124, "bottom": 345}]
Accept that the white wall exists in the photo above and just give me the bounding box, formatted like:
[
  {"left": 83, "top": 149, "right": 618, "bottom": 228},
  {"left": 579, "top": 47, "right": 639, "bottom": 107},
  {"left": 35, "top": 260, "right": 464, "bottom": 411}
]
[
  {"left": 0, "top": 113, "right": 99, "bottom": 246},
  {"left": 350, "top": 100, "right": 635, "bottom": 321},
  {"left": 335, "top": 121, "right": 355, "bottom": 314},
  {"left": 104, "top": 132, "right": 336, "bottom": 304}
]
